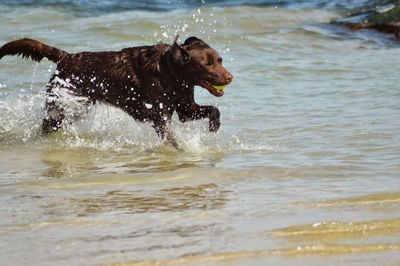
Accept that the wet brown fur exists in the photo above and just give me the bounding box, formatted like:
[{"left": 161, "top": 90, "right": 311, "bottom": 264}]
[{"left": 0, "top": 37, "right": 233, "bottom": 147}]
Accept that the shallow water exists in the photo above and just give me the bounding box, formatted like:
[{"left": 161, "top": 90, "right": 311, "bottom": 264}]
[{"left": 0, "top": 1, "right": 400, "bottom": 266}]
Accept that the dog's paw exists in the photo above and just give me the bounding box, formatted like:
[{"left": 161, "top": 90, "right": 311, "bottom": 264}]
[{"left": 209, "top": 120, "right": 220, "bottom": 132}]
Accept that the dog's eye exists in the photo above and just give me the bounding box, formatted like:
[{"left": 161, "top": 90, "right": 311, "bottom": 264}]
[
  {"left": 218, "top": 57, "right": 223, "bottom": 64},
  {"left": 206, "top": 60, "right": 214, "bottom": 66}
]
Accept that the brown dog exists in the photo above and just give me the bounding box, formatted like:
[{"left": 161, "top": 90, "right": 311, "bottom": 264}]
[{"left": 0, "top": 36, "right": 233, "bottom": 147}]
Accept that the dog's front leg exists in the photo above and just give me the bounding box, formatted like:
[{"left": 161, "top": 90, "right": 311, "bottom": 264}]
[
  {"left": 177, "top": 103, "right": 220, "bottom": 132},
  {"left": 207, "top": 106, "right": 221, "bottom": 132}
]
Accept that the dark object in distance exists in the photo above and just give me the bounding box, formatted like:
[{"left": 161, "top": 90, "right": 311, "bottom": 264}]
[
  {"left": 0, "top": 36, "right": 233, "bottom": 147},
  {"left": 342, "top": 2, "right": 400, "bottom": 40}
]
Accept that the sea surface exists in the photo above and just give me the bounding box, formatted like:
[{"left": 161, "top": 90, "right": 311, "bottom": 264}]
[{"left": 0, "top": 1, "right": 399, "bottom": 265}]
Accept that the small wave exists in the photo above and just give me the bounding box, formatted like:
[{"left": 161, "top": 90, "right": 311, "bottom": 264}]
[
  {"left": 102, "top": 243, "right": 400, "bottom": 266},
  {"left": 312, "top": 192, "right": 400, "bottom": 208},
  {"left": 34, "top": 183, "right": 229, "bottom": 217},
  {"left": 270, "top": 217, "right": 400, "bottom": 240}
]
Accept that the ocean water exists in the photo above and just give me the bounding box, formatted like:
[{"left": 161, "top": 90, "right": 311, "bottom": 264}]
[{"left": 0, "top": 1, "right": 399, "bottom": 265}]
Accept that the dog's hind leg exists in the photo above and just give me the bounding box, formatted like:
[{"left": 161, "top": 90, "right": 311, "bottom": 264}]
[
  {"left": 41, "top": 75, "right": 95, "bottom": 134},
  {"left": 41, "top": 86, "right": 66, "bottom": 134},
  {"left": 153, "top": 117, "right": 179, "bottom": 148}
]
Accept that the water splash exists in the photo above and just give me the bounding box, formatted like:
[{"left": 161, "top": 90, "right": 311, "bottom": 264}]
[
  {"left": 0, "top": 92, "right": 45, "bottom": 144},
  {"left": 0, "top": 89, "right": 281, "bottom": 156},
  {"left": 0, "top": 88, "right": 223, "bottom": 153}
]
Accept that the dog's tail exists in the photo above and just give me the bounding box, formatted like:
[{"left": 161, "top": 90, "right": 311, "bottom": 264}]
[{"left": 0, "top": 38, "right": 67, "bottom": 63}]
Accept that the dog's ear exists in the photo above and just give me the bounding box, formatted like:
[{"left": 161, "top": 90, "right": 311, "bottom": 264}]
[
  {"left": 184, "top": 36, "right": 202, "bottom": 45},
  {"left": 170, "top": 35, "right": 190, "bottom": 66},
  {"left": 184, "top": 36, "right": 209, "bottom": 48}
]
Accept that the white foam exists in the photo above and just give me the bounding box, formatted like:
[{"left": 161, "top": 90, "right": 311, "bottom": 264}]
[{"left": 0, "top": 84, "right": 283, "bottom": 155}]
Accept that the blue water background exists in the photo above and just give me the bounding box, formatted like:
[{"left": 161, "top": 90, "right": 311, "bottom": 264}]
[{"left": 0, "top": 0, "right": 373, "bottom": 15}]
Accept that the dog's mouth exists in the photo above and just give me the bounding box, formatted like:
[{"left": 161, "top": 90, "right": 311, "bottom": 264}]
[{"left": 199, "top": 81, "right": 225, "bottom": 97}]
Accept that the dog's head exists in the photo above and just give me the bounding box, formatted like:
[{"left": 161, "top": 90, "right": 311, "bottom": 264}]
[{"left": 170, "top": 36, "right": 233, "bottom": 97}]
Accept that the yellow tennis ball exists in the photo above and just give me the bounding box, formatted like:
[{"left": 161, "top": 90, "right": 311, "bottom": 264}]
[{"left": 213, "top": 85, "right": 226, "bottom": 91}]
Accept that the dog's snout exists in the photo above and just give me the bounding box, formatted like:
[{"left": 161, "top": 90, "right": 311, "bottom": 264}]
[{"left": 225, "top": 72, "right": 233, "bottom": 84}]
